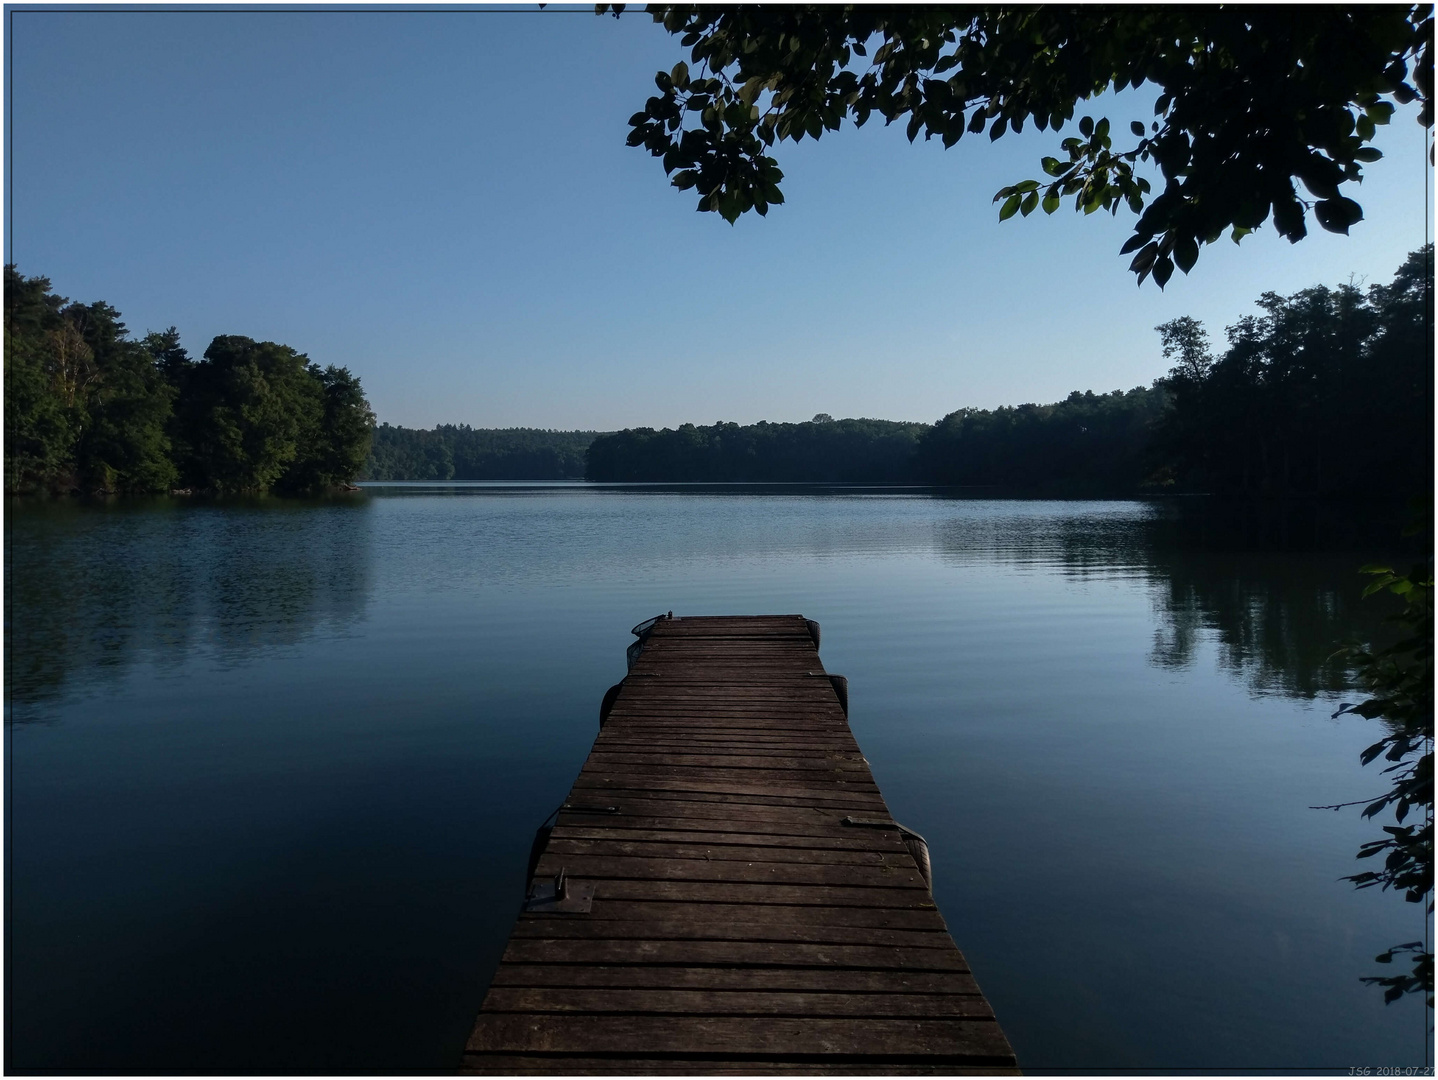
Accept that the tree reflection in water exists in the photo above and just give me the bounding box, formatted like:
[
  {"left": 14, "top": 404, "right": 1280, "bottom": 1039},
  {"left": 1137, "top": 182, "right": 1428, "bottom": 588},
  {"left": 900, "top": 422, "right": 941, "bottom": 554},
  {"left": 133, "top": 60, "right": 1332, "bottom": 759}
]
[
  {"left": 6, "top": 492, "right": 1413, "bottom": 717},
  {"left": 4, "top": 494, "right": 373, "bottom": 720},
  {"left": 928, "top": 495, "right": 1414, "bottom": 701},
  {"left": 1142, "top": 501, "right": 1413, "bottom": 699}
]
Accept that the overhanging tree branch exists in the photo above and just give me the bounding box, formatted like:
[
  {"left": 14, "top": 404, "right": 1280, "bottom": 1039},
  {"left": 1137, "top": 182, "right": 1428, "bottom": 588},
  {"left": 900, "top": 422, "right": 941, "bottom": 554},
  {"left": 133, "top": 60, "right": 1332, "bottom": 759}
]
[{"left": 605, "top": 4, "right": 1433, "bottom": 286}]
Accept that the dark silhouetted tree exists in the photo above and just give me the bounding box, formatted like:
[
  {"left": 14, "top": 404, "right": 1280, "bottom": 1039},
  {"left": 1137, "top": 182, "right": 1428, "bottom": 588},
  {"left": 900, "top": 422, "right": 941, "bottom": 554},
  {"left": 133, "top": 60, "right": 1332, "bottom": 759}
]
[{"left": 1154, "top": 247, "right": 1433, "bottom": 499}]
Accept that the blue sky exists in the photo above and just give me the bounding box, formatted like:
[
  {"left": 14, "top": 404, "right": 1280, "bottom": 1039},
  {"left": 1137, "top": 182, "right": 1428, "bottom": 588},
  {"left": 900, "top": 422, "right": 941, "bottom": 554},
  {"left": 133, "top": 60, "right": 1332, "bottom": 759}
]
[{"left": 6, "top": 6, "right": 1432, "bottom": 430}]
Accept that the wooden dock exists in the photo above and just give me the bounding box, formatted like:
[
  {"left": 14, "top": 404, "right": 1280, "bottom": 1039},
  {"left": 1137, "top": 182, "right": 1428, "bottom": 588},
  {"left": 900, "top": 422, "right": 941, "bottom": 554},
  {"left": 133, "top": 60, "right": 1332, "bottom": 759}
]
[{"left": 462, "top": 614, "right": 1018, "bottom": 1075}]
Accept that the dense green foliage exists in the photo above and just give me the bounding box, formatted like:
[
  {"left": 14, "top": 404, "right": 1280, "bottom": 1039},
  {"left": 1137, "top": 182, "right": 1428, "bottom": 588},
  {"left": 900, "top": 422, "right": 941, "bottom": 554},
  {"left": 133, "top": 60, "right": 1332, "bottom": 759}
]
[
  {"left": 5, "top": 269, "right": 178, "bottom": 493},
  {"left": 4, "top": 267, "right": 373, "bottom": 494},
  {"left": 584, "top": 417, "right": 927, "bottom": 482},
  {"left": 611, "top": 5, "right": 1431, "bottom": 285},
  {"left": 362, "top": 424, "right": 598, "bottom": 480},
  {"left": 1153, "top": 247, "right": 1434, "bottom": 498},
  {"left": 1331, "top": 527, "right": 1434, "bottom": 1006},
  {"left": 916, "top": 386, "right": 1168, "bottom": 494}
]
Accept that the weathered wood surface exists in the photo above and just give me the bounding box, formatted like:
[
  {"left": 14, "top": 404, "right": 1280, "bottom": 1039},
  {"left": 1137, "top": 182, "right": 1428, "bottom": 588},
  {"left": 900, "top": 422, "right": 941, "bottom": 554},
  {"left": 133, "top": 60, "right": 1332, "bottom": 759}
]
[{"left": 463, "top": 614, "right": 1018, "bottom": 1075}]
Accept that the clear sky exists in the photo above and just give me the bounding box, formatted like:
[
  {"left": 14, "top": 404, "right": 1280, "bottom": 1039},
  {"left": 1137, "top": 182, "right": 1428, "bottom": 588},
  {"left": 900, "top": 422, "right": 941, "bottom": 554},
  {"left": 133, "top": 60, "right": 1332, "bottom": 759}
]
[{"left": 6, "top": 6, "right": 1433, "bottom": 430}]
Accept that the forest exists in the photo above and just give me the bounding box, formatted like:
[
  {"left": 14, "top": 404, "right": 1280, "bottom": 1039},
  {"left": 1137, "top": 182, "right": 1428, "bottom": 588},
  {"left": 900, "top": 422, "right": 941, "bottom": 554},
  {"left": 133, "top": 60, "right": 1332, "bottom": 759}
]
[
  {"left": 588, "top": 248, "right": 1433, "bottom": 497},
  {"left": 362, "top": 424, "right": 597, "bottom": 481},
  {"left": 1152, "top": 246, "right": 1432, "bottom": 498},
  {"left": 583, "top": 416, "right": 927, "bottom": 482},
  {"left": 8, "top": 247, "right": 1430, "bottom": 497},
  {"left": 4, "top": 267, "right": 374, "bottom": 495}
]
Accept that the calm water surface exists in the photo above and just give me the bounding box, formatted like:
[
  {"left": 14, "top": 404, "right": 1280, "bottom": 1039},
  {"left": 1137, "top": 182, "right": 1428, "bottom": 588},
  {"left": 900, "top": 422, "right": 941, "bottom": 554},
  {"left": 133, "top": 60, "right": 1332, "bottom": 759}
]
[{"left": 4, "top": 485, "right": 1430, "bottom": 1073}]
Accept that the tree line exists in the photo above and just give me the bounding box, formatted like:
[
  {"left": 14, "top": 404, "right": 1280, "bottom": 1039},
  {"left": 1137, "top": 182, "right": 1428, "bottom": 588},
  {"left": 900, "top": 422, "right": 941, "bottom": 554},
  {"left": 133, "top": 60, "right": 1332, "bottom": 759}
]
[
  {"left": 9, "top": 248, "right": 1429, "bottom": 496},
  {"left": 587, "top": 248, "right": 1432, "bottom": 497},
  {"left": 583, "top": 416, "right": 928, "bottom": 482},
  {"left": 5, "top": 267, "right": 375, "bottom": 495},
  {"left": 362, "top": 424, "right": 597, "bottom": 481},
  {"left": 1153, "top": 246, "right": 1432, "bottom": 498}
]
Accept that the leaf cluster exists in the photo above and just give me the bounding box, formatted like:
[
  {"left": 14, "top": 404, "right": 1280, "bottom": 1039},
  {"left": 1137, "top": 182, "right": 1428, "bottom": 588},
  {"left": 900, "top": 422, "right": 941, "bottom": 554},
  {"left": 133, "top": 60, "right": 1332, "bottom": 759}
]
[
  {"left": 606, "top": 4, "right": 1431, "bottom": 283},
  {"left": 1331, "top": 507, "right": 1434, "bottom": 1007}
]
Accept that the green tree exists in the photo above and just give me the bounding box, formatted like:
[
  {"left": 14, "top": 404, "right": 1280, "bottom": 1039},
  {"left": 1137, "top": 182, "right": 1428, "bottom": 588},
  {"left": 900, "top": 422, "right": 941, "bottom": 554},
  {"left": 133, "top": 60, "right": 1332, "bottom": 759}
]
[
  {"left": 5, "top": 271, "right": 373, "bottom": 495},
  {"left": 610, "top": 5, "right": 1430, "bottom": 284},
  {"left": 175, "top": 335, "right": 324, "bottom": 493},
  {"left": 279, "top": 365, "right": 376, "bottom": 491},
  {"left": 4, "top": 267, "right": 177, "bottom": 494},
  {"left": 144, "top": 327, "right": 192, "bottom": 385},
  {"left": 4, "top": 329, "right": 79, "bottom": 492},
  {"left": 66, "top": 300, "right": 178, "bottom": 493},
  {"left": 5, "top": 268, "right": 84, "bottom": 491},
  {"left": 4, "top": 269, "right": 80, "bottom": 491}
]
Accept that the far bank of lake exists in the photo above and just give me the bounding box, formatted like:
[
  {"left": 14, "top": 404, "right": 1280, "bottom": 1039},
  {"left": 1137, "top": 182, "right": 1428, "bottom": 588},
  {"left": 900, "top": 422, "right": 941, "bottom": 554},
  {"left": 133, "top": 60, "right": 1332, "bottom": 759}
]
[{"left": 4, "top": 485, "right": 1428, "bottom": 1073}]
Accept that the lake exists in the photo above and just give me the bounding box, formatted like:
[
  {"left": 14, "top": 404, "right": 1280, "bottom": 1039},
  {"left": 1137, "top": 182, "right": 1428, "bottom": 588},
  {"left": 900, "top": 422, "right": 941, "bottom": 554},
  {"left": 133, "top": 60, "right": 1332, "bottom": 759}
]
[{"left": 4, "top": 485, "right": 1430, "bottom": 1074}]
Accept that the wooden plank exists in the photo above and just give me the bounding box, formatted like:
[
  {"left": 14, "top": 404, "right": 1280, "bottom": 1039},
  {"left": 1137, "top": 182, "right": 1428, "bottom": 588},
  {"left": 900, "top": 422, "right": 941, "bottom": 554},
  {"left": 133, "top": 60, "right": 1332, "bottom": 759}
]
[
  {"left": 599, "top": 721, "right": 851, "bottom": 732},
  {"left": 581, "top": 751, "right": 867, "bottom": 770},
  {"left": 466, "top": 1014, "right": 1013, "bottom": 1059},
  {"left": 542, "top": 838, "right": 914, "bottom": 867},
  {"left": 479, "top": 987, "right": 994, "bottom": 1018},
  {"left": 463, "top": 1055, "right": 1019, "bottom": 1075},
  {"left": 603, "top": 708, "right": 847, "bottom": 719},
  {"left": 508, "top": 918, "right": 957, "bottom": 950},
  {"left": 529, "top": 852, "right": 926, "bottom": 888},
  {"left": 571, "top": 900, "right": 951, "bottom": 931},
  {"left": 549, "top": 826, "right": 905, "bottom": 851},
  {"left": 487, "top": 964, "right": 973, "bottom": 993},
  {"left": 554, "top": 804, "right": 884, "bottom": 830},
  {"left": 604, "top": 701, "right": 843, "bottom": 711},
  {"left": 603, "top": 712, "right": 845, "bottom": 721},
  {"left": 572, "top": 771, "right": 881, "bottom": 793},
  {"left": 603, "top": 710, "right": 845, "bottom": 719},
  {"left": 593, "top": 742, "right": 864, "bottom": 755},
  {"left": 464, "top": 614, "right": 1017, "bottom": 1073},
  {"left": 621, "top": 677, "right": 835, "bottom": 685},
  {"left": 498, "top": 938, "right": 967, "bottom": 970},
  {"left": 595, "top": 733, "right": 860, "bottom": 746},
  {"left": 555, "top": 800, "right": 888, "bottom": 827},
  {"left": 568, "top": 778, "right": 888, "bottom": 808},
  {"left": 559, "top": 878, "right": 941, "bottom": 908},
  {"left": 587, "top": 752, "right": 867, "bottom": 770},
  {"left": 614, "top": 687, "right": 836, "bottom": 696},
  {"left": 575, "top": 770, "right": 873, "bottom": 787}
]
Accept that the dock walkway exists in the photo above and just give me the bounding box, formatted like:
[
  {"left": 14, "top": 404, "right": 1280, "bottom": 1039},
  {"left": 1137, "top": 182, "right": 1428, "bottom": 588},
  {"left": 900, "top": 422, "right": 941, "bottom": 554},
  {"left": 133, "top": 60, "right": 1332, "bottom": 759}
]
[{"left": 463, "top": 614, "right": 1018, "bottom": 1074}]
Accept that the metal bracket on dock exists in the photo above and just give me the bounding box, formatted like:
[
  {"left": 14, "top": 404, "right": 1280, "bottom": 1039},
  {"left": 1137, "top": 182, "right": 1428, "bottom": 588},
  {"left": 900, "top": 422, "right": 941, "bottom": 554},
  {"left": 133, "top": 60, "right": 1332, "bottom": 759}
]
[
  {"left": 842, "top": 816, "right": 932, "bottom": 891},
  {"left": 804, "top": 672, "right": 848, "bottom": 716},
  {"left": 625, "top": 612, "right": 673, "bottom": 672},
  {"left": 524, "top": 867, "right": 595, "bottom": 913}
]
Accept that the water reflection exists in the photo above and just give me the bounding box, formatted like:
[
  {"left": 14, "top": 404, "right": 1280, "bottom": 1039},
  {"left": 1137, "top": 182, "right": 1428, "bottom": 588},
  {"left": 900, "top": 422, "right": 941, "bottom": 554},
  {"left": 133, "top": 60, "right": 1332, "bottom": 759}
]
[
  {"left": 4, "top": 490, "right": 1411, "bottom": 715},
  {"left": 1142, "top": 501, "right": 1413, "bottom": 699},
  {"left": 927, "top": 497, "right": 1411, "bottom": 699},
  {"left": 4, "top": 496, "right": 373, "bottom": 718},
  {"left": 5, "top": 487, "right": 1424, "bottom": 1072}
]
